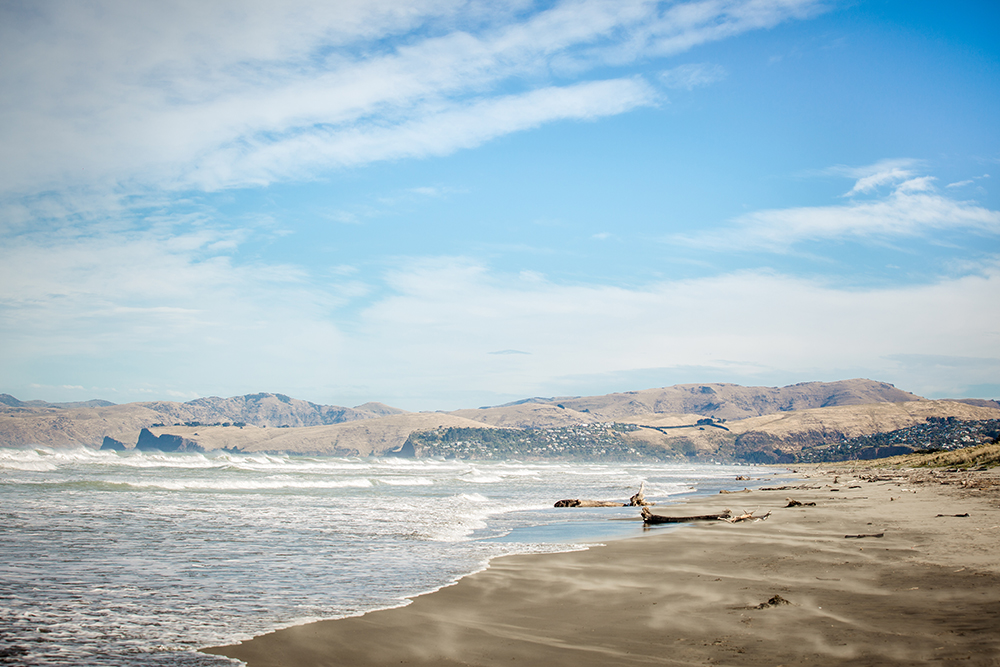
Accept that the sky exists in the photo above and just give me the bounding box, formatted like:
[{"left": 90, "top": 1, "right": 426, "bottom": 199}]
[{"left": 1, "top": 0, "right": 998, "bottom": 411}]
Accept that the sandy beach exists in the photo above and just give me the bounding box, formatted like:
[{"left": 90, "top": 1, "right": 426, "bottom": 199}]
[{"left": 204, "top": 467, "right": 1000, "bottom": 666}]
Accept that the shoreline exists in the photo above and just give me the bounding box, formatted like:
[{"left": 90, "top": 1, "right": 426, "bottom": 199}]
[{"left": 203, "top": 466, "right": 1000, "bottom": 666}]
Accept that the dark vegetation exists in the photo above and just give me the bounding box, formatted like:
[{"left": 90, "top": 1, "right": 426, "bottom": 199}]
[
  {"left": 404, "top": 418, "right": 1000, "bottom": 464},
  {"left": 402, "top": 423, "right": 680, "bottom": 461},
  {"left": 793, "top": 418, "right": 1000, "bottom": 463}
]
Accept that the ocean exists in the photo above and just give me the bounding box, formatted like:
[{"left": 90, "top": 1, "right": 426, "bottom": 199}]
[{"left": 0, "top": 447, "right": 768, "bottom": 666}]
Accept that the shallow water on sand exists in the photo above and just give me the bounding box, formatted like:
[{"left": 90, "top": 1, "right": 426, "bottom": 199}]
[{"left": 0, "top": 448, "right": 765, "bottom": 665}]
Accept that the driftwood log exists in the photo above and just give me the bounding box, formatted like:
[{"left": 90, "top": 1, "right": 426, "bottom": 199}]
[
  {"left": 555, "top": 484, "right": 655, "bottom": 508},
  {"left": 641, "top": 507, "right": 732, "bottom": 524},
  {"left": 554, "top": 499, "right": 625, "bottom": 507},
  {"left": 629, "top": 481, "right": 654, "bottom": 506},
  {"left": 722, "top": 509, "right": 771, "bottom": 523}
]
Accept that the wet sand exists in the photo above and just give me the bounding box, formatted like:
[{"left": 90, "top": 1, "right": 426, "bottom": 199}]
[{"left": 204, "top": 468, "right": 1000, "bottom": 666}]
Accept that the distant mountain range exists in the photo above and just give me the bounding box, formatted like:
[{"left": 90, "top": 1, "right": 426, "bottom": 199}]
[
  {"left": 1, "top": 380, "right": 997, "bottom": 462},
  {"left": 0, "top": 392, "right": 406, "bottom": 449},
  {"left": 0, "top": 395, "right": 117, "bottom": 409}
]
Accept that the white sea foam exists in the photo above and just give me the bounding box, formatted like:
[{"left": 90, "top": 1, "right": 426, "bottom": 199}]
[
  {"left": 375, "top": 476, "right": 434, "bottom": 486},
  {"left": 0, "top": 452, "right": 767, "bottom": 666}
]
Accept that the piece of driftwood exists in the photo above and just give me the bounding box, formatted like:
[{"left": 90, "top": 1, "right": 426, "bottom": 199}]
[
  {"left": 555, "top": 484, "right": 654, "bottom": 508},
  {"left": 720, "top": 488, "right": 751, "bottom": 494},
  {"left": 759, "top": 485, "right": 821, "bottom": 491},
  {"left": 723, "top": 509, "right": 770, "bottom": 523},
  {"left": 936, "top": 513, "right": 970, "bottom": 517},
  {"left": 785, "top": 498, "right": 816, "bottom": 507},
  {"left": 641, "top": 507, "right": 732, "bottom": 524},
  {"left": 753, "top": 595, "right": 791, "bottom": 609},
  {"left": 554, "top": 499, "right": 625, "bottom": 507},
  {"left": 845, "top": 533, "right": 884, "bottom": 539},
  {"left": 629, "top": 481, "right": 655, "bottom": 506}
]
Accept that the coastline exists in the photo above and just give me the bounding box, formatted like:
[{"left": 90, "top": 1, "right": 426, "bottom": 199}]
[{"left": 203, "top": 467, "right": 1000, "bottom": 666}]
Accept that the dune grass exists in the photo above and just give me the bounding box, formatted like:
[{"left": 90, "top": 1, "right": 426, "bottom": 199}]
[{"left": 856, "top": 442, "right": 1000, "bottom": 469}]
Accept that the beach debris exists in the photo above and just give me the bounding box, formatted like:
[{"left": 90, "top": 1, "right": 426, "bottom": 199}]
[
  {"left": 844, "top": 533, "right": 884, "bottom": 539},
  {"left": 555, "top": 484, "right": 653, "bottom": 508},
  {"left": 722, "top": 509, "right": 770, "bottom": 523},
  {"left": 935, "top": 513, "right": 970, "bottom": 517},
  {"left": 554, "top": 499, "right": 625, "bottom": 507},
  {"left": 784, "top": 498, "right": 816, "bottom": 507},
  {"left": 629, "top": 481, "right": 654, "bottom": 506},
  {"left": 720, "top": 488, "right": 751, "bottom": 494},
  {"left": 759, "top": 485, "right": 821, "bottom": 491},
  {"left": 735, "top": 475, "right": 750, "bottom": 481},
  {"left": 753, "top": 595, "right": 792, "bottom": 609},
  {"left": 640, "top": 507, "right": 732, "bottom": 524}
]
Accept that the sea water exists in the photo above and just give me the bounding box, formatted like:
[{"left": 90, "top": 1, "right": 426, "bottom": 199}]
[{"left": 0, "top": 447, "right": 768, "bottom": 666}]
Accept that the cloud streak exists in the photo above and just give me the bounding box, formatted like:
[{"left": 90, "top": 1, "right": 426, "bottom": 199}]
[
  {"left": 0, "top": 0, "right": 825, "bottom": 199},
  {"left": 659, "top": 62, "right": 727, "bottom": 89},
  {"left": 3, "top": 206, "right": 997, "bottom": 407},
  {"left": 672, "top": 163, "right": 1000, "bottom": 252}
]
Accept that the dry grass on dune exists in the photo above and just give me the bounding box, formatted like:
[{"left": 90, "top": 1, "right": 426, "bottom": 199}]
[{"left": 850, "top": 441, "right": 1000, "bottom": 470}]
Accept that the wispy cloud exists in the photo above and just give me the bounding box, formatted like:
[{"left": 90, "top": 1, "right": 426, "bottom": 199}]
[
  {"left": 659, "top": 62, "right": 727, "bottom": 89},
  {"left": 205, "top": 78, "right": 658, "bottom": 190},
  {"left": 349, "top": 256, "right": 1000, "bottom": 404},
  {"left": 4, "top": 225, "right": 997, "bottom": 406},
  {"left": 0, "top": 0, "right": 825, "bottom": 200},
  {"left": 672, "top": 161, "right": 1000, "bottom": 252},
  {"left": 946, "top": 174, "right": 990, "bottom": 189},
  {"left": 831, "top": 158, "right": 922, "bottom": 196}
]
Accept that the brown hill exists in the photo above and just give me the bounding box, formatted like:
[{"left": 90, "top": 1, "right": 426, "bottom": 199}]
[
  {"left": 451, "top": 379, "right": 920, "bottom": 428},
  {"left": 550, "top": 379, "right": 921, "bottom": 421},
  {"left": 134, "top": 413, "right": 493, "bottom": 457},
  {"left": 2, "top": 381, "right": 994, "bottom": 459},
  {"left": 449, "top": 402, "right": 600, "bottom": 429},
  {"left": 0, "top": 393, "right": 407, "bottom": 448},
  {"left": 618, "top": 400, "right": 1000, "bottom": 461}
]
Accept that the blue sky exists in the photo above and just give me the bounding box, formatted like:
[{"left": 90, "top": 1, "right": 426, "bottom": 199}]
[{"left": 1, "top": 0, "right": 998, "bottom": 411}]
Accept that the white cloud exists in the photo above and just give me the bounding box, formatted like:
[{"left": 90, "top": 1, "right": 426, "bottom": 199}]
[
  {"left": 946, "top": 173, "right": 990, "bottom": 189},
  {"left": 0, "top": 222, "right": 356, "bottom": 398},
  {"left": 0, "top": 0, "right": 825, "bottom": 199},
  {"left": 346, "top": 257, "right": 1000, "bottom": 406},
  {"left": 200, "top": 77, "right": 658, "bottom": 190},
  {"left": 833, "top": 158, "right": 922, "bottom": 196},
  {"left": 673, "top": 163, "right": 1000, "bottom": 252},
  {"left": 3, "top": 226, "right": 998, "bottom": 407},
  {"left": 659, "top": 62, "right": 727, "bottom": 89}
]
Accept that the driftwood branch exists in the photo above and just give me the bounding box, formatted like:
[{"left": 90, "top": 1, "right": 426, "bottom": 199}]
[
  {"left": 722, "top": 509, "right": 770, "bottom": 523},
  {"left": 752, "top": 595, "right": 792, "bottom": 609},
  {"left": 785, "top": 498, "right": 816, "bottom": 507},
  {"left": 759, "top": 485, "right": 821, "bottom": 491},
  {"left": 629, "top": 481, "right": 654, "bottom": 506},
  {"left": 554, "top": 499, "right": 624, "bottom": 507},
  {"left": 555, "top": 484, "right": 655, "bottom": 508},
  {"left": 845, "top": 533, "right": 884, "bottom": 539},
  {"left": 641, "top": 507, "right": 732, "bottom": 524}
]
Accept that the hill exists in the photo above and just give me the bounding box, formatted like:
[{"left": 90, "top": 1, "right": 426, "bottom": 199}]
[
  {"left": 616, "top": 399, "right": 1000, "bottom": 463},
  {"left": 135, "top": 413, "right": 493, "bottom": 457},
  {"left": 1, "top": 380, "right": 997, "bottom": 461},
  {"left": 529, "top": 379, "right": 920, "bottom": 421},
  {"left": 0, "top": 393, "right": 408, "bottom": 448}
]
